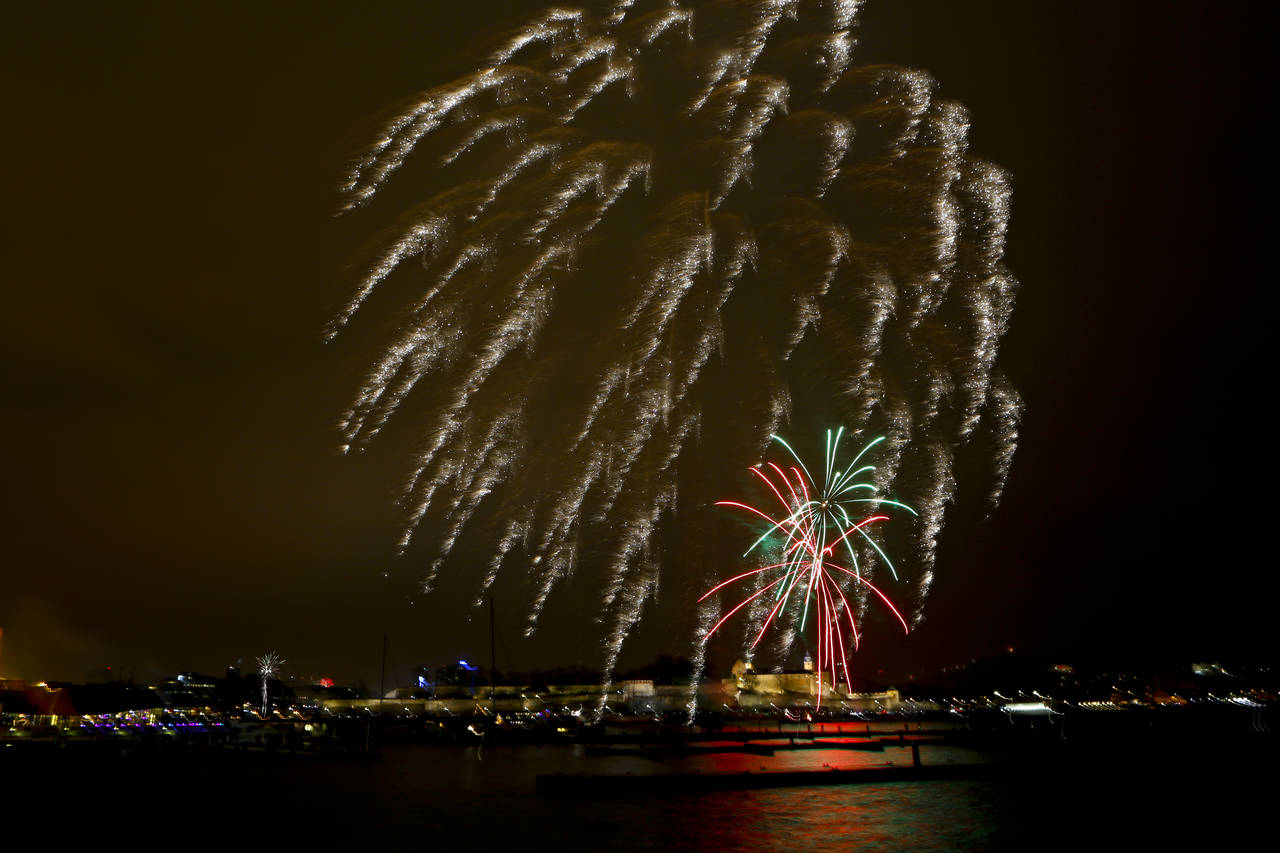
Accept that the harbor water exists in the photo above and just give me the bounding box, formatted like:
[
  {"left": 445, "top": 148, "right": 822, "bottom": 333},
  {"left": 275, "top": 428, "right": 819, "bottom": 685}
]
[{"left": 7, "top": 724, "right": 1269, "bottom": 849}]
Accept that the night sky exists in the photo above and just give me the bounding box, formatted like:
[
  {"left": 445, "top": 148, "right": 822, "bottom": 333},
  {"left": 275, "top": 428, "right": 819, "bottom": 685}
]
[{"left": 1, "top": 1, "right": 1266, "bottom": 688}]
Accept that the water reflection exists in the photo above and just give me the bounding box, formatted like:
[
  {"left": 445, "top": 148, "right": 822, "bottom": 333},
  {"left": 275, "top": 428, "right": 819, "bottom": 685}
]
[
  {"left": 650, "top": 783, "right": 997, "bottom": 851},
  {"left": 9, "top": 737, "right": 1257, "bottom": 848}
]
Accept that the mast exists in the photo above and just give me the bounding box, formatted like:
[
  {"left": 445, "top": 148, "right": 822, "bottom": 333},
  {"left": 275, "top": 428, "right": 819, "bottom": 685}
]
[
  {"left": 488, "top": 596, "right": 496, "bottom": 711},
  {"left": 379, "top": 634, "right": 387, "bottom": 709}
]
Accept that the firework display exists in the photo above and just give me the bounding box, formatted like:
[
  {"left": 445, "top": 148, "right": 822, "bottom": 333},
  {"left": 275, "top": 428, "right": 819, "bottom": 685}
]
[
  {"left": 702, "top": 430, "right": 909, "bottom": 701},
  {"left": 256, "top": 652, "right": 284, "bottom": 717},
  {"left": 331, "top": 0, "right": 1020, "bottom": 679}
]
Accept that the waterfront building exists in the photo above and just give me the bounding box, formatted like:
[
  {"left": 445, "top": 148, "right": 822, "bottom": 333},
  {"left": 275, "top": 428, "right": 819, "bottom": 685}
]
[{"left": 725, "top": 660, "right": 902, "bottom": 711}]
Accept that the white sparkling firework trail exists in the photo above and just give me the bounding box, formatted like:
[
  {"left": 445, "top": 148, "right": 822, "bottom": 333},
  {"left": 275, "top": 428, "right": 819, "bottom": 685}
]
[
  {"left": 985, "top": 372, "right": 1022, "bottom": 509},
  {"left": 685, "top": 596, "right": 719, "bottom": 722},
  {"left": 332, "top": 0, "right": 1020, "bottom": 678},
  {"left": 256, "top": 652, "right": 284, "bottom": 718}
]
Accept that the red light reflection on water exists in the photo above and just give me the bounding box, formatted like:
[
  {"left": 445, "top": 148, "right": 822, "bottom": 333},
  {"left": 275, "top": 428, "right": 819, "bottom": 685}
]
[
  {"left": 657, "top": 783, "right": 994, "bottom": 851},
  {"left": 698, "top": 746, "right": 895, "bottom": 775},
  {"left": 636, "top": 725, "right": 993, "bottom": 849}
]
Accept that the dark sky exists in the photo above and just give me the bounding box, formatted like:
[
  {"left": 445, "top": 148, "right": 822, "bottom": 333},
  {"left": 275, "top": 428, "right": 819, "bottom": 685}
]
[{"left": 1, "top": 1, "right": 1267, "bottom": 687}]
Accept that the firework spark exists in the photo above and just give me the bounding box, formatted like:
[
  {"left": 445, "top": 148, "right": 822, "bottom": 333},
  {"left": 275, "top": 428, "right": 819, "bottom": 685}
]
[
  {"left": 702, "top": 430, "right": 910, "bottom": 703},
  {"left": 331, "top": 0, "right": 1020, "bottom": 680},
  {"left": 257, "top": 652, "right": 285, "bottom": 717}
]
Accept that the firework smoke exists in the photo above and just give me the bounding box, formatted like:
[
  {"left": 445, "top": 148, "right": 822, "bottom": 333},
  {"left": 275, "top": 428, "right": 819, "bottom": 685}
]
[{"left": 332, "top": 0, "right": 1020, "bottom": 679}]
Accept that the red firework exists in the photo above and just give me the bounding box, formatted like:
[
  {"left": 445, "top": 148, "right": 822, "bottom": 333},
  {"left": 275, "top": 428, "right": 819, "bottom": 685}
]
[{"left": 701, "top": 431, "right": 912, "bottom": 706}]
